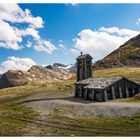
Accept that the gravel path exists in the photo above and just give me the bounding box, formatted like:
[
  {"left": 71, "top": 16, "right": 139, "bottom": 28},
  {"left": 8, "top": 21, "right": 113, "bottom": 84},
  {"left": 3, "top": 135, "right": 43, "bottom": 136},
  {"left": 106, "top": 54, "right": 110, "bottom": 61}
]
[
  {"left": 1, "top": 90, "right": 140, "bottom": 136},
  {"left": 23, "top": 92, "right": 140, "bottom": 118}
]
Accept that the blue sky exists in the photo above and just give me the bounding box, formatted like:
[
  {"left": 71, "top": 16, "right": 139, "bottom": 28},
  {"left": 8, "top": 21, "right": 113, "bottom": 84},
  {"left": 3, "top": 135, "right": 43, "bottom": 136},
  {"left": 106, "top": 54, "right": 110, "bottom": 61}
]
[{"left": 0, "top": 4, "right": 140, "bottom": 73}]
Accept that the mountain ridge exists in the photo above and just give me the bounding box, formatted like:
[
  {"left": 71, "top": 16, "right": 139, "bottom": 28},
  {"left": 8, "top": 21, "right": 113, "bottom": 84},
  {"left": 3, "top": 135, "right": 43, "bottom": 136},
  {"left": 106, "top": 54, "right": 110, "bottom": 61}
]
[
  {"left": 93, "top": 33, "right": 140, "bottom": 69},
  {"left": 0, "top": 64, "right": 75, "bottom": 89}
]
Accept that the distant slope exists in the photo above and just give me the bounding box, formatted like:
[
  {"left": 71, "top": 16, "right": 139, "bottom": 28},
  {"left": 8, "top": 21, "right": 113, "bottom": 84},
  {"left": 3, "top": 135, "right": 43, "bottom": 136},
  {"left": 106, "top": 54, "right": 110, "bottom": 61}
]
[
  {"left": 45, "top": 63, "right": 76, "bottom": 74},
  {"left": 93, "top": 67, "right": 140, "bottom": 83},
  {"left": 70, "top": 67, "right": 140, "bottom": 84},
  {"left": 0, "top": 65, "right": 74, "bottom": 89},
  {"left": 0, "top": 70, "right": 31, "bottom": 89},
  {"left": 94, "top": 34, "right": 140, "bottom": 69}
]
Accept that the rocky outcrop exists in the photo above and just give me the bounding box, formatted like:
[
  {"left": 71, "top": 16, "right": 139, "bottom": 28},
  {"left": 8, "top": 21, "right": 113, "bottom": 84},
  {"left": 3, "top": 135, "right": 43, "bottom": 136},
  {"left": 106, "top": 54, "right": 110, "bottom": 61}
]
[
  {"left": 0, "top": 65, "right": 74, "bottom": 89},
  {"left": 45, "top": 65, "right": 53, "bottom": 70},
  {"left": 0, "top": 70, "right": 32, "bottom": 89},
  {"left": 94, "top": 34, "right": 140, "bottom": 69},
  {"left": 28, "top": 65, "right": 71, "bottom": 82}
]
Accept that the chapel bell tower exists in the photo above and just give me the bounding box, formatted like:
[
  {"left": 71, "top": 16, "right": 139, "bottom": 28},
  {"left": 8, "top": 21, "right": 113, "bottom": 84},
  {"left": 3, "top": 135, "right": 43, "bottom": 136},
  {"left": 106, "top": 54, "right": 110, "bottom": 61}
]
[{"left": 76, "top": 52, "right": 93, "bottom": 81}]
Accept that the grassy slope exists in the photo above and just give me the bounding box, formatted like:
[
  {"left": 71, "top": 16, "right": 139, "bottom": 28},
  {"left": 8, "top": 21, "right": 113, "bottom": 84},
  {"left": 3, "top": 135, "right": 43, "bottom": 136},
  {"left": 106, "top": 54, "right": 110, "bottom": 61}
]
[
  {"left": 0, "top": 95, "right": 39, "bottom": 136},
  {"left": 0, "top": 83, "right": 48, "bottom": 136},
  {"left": 93, "top": 67, "right": 140, "bottom": 83},
  {"left": 40, "top": 114, "right": 140, "bottom": 136},
  {"left": 0, "top": 67, "right": 140, "bottom": 136},
  {"left": 69, "top": 67, "right": 140, "bottom": 82},
  {"left": 0, "top": 80, "right": 74, "bottom": 96},
  {"left": 94, "top": 38, "right": 140, "bottom": 68},
  {"left": 101, "top": 47, "right": 140, "bottom": 63},
  {"left": 0, "top": 83, "right": 52, "bottom": 96},
  {"left": 0, "top": 80, "right": 74, "bottom": 136}
]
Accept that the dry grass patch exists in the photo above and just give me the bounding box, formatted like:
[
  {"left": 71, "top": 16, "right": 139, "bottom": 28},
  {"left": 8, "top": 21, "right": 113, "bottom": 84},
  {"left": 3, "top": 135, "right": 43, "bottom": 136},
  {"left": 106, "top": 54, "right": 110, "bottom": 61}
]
[
  {"left": 93, "top": 67, "right": 140, "bottom": 83},
  {"left": 116, "top": 92, "right": 140, "bottom": 103}
]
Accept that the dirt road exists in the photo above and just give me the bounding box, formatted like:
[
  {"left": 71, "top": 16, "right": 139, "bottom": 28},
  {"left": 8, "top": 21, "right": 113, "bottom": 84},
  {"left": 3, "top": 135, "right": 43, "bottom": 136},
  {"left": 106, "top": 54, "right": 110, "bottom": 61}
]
[
  {"left": 0, "top": 89, "right": 140, "bottom": 136},
  {"left": 22, "top": 91, "right": 140, "bottom": 118}
]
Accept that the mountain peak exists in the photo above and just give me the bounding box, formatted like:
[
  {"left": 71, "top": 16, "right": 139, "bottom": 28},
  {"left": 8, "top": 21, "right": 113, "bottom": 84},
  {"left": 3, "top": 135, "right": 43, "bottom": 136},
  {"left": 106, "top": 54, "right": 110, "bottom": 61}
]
[
  {"left": 0, "top": 64, "right": 75, "bottom": 89},
  {"left": 94, "top": 33, "right": 140, "bottom": 69},
  {"left": 120, "top": 33, "right": 140, "bottom": 48}
]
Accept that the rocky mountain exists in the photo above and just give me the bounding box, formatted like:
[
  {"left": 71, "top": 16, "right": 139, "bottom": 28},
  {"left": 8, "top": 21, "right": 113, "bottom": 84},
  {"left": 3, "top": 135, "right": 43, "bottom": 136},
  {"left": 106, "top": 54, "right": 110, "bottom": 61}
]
[
  {"left": 93, "top": 34, "right": 140, "bottom": 69},
  {"left": 0, "top": 70, "right": 32, "bottom": 89},
  {"left": 45, "top": 63, "right": 76, "bottom": 73},
  {"left": 53, "top": 63, "right": 67, "bottom": 68},
  {"left": 0, "top": 65, "right": 74, "bottom": 89},
  {"left": 52, "top": 63, "right": 76, "bottom": 70}
]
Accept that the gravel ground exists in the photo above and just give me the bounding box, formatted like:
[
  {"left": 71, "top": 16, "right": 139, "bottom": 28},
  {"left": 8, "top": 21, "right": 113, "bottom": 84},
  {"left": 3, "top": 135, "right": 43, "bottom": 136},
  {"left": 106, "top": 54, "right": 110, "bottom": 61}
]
[
  {"left": 1, "top": 90, "right": 140, "bottom": 136},
  {"left": 23, "top": 92, "right": 140, "bottom": 118}
]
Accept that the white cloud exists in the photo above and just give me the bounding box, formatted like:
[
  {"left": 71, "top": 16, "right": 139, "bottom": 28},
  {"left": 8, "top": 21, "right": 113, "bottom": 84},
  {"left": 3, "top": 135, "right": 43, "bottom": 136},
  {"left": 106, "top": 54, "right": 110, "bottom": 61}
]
[
  {"left": 0, "top": 20, "right": 21, "bottom": 42},
  {"left": 0, "top": 41, "right": 23, "bottom": 50},
  {"left": 72, "top": 27, "right": 139, "bottom": 60},
  {"left": 66, "top": 3, "right": 79, "bottom": 6},
  {"left": 59, "top": 43, "right": 69, "bottom": 55},
  {"left": 59, "top": 40, "right": 63, "bottom": 43},
  {"left": 0, "top": 4, "right": 43, "bottom": 50},
  {"left": 136, "top": 18, "right": 140, "bottom": 25},
  {"left": 27, "top": 41, "right": 32, "bottom": 48},
  {"left": 0, "top": 4, "right": 43, "bottom": 28},
  {"left": 34, "top": 40, "right": 57, "bottom": 54},
  {"left": 58, "top": 44, "right": 64, "bottom": 48},
  {"left": 71, "top": 3, "right": 79, "bottom": 6},
  {"left": 0, "top": 4, "right": 56, "bottom": 54},
  {"left": 0, "top": 56, "right": 36, "bottom": 74},
  {"left": 15, "top": 27, "right": 40, "bottom": 40},
  {"left": 70, "top": 48, "right": 79, "bottom": 55},
  {"left": 99, "top": 27, "right": 138, "bottom": 37},
  {"left": 0, "top": 20, "right": 22, "bottom": 50}
]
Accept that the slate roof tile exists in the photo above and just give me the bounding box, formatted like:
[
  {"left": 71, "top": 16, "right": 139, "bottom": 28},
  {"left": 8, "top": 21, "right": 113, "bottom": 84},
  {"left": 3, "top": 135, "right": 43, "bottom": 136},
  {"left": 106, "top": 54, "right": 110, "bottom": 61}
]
[{"left": 76, "top": 77, "right": 122, "bottom": 89}]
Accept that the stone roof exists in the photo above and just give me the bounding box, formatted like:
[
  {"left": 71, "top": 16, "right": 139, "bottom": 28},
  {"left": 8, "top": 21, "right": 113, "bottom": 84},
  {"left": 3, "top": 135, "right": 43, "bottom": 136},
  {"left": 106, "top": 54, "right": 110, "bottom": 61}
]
[
  {"left": 76, "top": 54, "right": 93, "bottom": 60},
  {"left": 76, "top": 77, "right": 122, "bottom": 89}
]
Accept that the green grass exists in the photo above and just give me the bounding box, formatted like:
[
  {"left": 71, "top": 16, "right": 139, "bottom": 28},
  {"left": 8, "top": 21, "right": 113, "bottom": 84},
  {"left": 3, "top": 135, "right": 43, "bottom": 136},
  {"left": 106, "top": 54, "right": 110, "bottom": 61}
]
[
  {"left": 93, "top": 67, "right": 140, "bottom": 83},
  {"left": 117, "top": 98, "right": 140, "bottom": 103},
  {"left": 0, "top": 92, "right": 39, "bottom": 136},
  {"left": 40, "top": 113, "right": 140, "bottom": 136},
  {"left": 116, "top": 93, "right": 140, "bottom": 103},
  {"left": 0, "top": 79, "right": 74, "bottom": 136},
  {"left": 0, "top": 84, "right": 50, "bottom": 96},
  {"left": 1, "top": 67, "right": 139, "bottom": 97},
  {"left": 0, "top": 79, "right": 74, "bottom": 97},
  {"left": 100, "top": 46, "right": 140, "bottom": 63},
  {"left": 0, "top": 67, "right": 140, "bottom": 136},
  {"left": 0, "top": 106, "right": 38, "bottom": 136},
  {"left": 53, "top": 80, "right": 74, "bottom": 92},
  {"left": 69, "top": 67, "right": 140, "bottom": 83},
  {"left": 50, "top": 108, "right": 65, "bottom": 117},
  {"left": 0, "top": 67, "right": 139, "bottom": 95}
]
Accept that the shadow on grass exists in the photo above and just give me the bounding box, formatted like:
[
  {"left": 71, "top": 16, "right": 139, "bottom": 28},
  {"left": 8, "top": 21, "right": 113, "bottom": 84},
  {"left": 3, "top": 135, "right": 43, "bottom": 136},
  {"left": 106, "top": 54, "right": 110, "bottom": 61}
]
[{"left": 20, "top": 96, "right": 98, "bottom": 104}]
